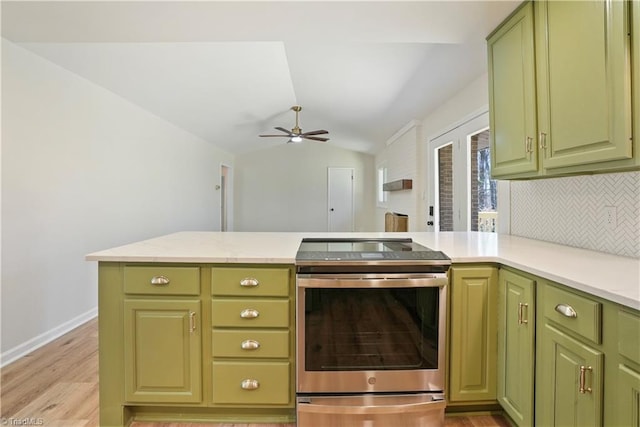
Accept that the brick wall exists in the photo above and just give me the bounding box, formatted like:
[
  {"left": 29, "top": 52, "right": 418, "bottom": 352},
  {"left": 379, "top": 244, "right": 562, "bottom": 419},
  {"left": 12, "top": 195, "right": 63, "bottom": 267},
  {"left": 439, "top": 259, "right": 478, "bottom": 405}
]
[{"left": 438, "top": 144, "right": 453, "bottom": 231}]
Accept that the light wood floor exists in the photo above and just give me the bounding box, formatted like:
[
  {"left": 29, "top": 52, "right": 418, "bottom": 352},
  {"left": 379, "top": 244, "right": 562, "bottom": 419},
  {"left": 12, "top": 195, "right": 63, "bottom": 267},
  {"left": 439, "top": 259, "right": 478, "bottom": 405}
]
[{"left": 1, "top": 318, "right": 509, "bottom": 427}]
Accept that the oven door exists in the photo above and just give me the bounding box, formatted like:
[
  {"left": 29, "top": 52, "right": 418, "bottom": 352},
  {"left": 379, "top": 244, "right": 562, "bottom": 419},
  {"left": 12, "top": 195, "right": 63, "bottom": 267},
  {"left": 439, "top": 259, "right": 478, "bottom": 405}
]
[{"left": 296, "top": 273, "right": 447, "bottom": 394}]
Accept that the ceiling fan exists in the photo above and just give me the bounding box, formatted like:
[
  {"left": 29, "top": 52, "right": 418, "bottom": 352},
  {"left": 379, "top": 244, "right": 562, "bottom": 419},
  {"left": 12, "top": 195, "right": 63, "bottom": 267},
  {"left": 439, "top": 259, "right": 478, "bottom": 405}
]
[{"left": 259, "top": 106, "right": 329, "bottom": 143}]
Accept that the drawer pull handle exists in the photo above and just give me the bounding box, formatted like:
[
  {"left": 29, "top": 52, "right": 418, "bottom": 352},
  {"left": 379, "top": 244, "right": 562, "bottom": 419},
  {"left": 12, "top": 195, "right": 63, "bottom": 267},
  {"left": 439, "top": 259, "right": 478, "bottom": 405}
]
[
  {"left": 241, "top": 379, "right": 260, "bottom": 390},
  {"left": 150, "top": 276, "right": 170, "bottom": 286},
  {"left": 240, "top": 309, "right": 260, "bottom": 319},
  {"left": 555, "top": 304, "right": 577, "bottom": 318},
  {"left": 240, "top": 277, "right": 260, "bottom": 288},
  {"left": 518, "top": 302, "right": 529, "bottom": 324},
  {"left": 579, "top": 366, "right": 593, "bottom": 394},
  {"left": 241, "top": 339, "right": 260, "bottom": 350}
]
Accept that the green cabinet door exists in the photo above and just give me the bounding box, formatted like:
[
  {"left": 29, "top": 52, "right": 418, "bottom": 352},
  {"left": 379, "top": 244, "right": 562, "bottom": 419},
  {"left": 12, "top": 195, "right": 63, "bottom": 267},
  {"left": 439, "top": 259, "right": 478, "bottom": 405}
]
[
  {"left": 536, "top": 322, "right": 604, "bottom": 427},
  {"left": 449, "top": 266, "right": 498, "bottom": 403},
  {"left": 617, "top": 364, "right": 640, "bottom": 427},
  {"left": 497, "top": 269, "right": 535, "bottom": 426},
  {"left": 488, "top": 1, "right": 539, "bottom": 178},
  {"left": 535, "top": 0, "right": 632, "bottom": 170},
  {"left": 124, "top": 299, "right": 202, "bottom": 403}
]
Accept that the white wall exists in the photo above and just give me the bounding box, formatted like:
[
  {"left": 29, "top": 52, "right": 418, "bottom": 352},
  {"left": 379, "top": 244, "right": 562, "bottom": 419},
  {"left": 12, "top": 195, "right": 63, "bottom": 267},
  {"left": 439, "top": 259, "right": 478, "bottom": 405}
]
[
  {"left": 418, "top": 74, "right": 490, "bottom": 231},
  {"left": 375, "top": 74, "right": 490, "bottom": 231},
  {"left": 234, "top": 142, "right": 375, "bottom": 232},
  {"left": 1, "top": 39, "right": 234, "bottom": 364},
  {"left": 375, "top": 122, "right": 421, "bottom": 231}
]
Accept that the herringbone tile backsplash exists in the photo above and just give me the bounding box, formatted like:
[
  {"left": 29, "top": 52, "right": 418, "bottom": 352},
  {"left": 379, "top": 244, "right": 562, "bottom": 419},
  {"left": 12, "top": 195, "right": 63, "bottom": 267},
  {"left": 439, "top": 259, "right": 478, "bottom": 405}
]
[{"left": 510, "top": 172, "right": 640, "bottom": 258}]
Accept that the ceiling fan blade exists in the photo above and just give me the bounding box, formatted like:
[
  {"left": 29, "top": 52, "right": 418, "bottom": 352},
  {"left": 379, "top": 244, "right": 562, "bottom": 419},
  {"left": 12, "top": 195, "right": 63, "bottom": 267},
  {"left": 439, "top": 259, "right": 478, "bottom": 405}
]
[
  {"left": 300, "top": 129, "right": 329, "bottom": 136},
  {"left": 259, "top": 134, "right": 290, "bottom": 138},
  {"left": 303, "top": 135, "right": 330, "bottom": 142},
  {"left": 274, "top": 126, "right": 293, "bottom": 135}
]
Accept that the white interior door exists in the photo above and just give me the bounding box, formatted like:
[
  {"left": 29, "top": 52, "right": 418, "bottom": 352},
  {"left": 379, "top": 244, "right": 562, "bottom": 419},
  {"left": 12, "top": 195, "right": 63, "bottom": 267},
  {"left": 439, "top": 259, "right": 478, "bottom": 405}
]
[{"left": 327, "top": 168, "right": 354, "bottom": 232}]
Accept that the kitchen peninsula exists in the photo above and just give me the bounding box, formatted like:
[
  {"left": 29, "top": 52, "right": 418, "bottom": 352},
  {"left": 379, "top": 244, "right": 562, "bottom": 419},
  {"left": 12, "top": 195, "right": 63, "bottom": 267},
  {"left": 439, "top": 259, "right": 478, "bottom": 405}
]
[{"left": 87, "top": 231, "right": 640, "bottom": 427}]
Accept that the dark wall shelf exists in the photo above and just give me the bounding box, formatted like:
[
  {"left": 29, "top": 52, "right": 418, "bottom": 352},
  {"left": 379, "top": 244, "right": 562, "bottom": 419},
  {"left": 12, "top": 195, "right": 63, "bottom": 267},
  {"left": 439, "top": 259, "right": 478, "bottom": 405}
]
[{"left": 383, "top": 179, "right": 413, "bottom": 191}]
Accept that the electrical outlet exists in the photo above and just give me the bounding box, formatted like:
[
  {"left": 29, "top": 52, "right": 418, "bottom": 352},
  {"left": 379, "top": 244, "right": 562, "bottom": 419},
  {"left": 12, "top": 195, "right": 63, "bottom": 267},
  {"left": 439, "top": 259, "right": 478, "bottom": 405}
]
[{"left": 604, "top": 205, "right": 617, "bottom": 230}]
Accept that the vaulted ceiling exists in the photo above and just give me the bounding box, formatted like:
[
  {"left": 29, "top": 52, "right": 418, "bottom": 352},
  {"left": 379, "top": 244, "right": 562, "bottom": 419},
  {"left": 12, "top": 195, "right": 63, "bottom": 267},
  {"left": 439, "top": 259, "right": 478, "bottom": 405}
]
[{"left": 2, "top": 1, "right": 520, "bottom": 154}]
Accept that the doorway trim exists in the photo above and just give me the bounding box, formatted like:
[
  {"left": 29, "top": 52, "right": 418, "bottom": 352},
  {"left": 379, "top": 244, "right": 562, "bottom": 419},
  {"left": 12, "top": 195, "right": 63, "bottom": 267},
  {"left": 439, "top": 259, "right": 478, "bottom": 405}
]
[{"left": 219, "top": 163, "right": 233, "bottom": 231}]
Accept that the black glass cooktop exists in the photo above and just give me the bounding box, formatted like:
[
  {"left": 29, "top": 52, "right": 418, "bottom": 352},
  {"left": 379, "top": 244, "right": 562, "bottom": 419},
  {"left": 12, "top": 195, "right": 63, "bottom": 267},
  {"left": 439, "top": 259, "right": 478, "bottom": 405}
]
[{"left": 296, "top": 238, "right": 450, "bottom": 262}]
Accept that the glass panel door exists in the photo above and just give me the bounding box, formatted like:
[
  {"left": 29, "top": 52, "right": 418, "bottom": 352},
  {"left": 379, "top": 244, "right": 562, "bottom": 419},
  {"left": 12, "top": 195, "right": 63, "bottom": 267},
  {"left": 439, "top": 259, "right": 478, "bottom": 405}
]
[
  {"left": 428, "top": 112, "right": 498, "bottom": 232},
  {"left": 472, "top": 130, "right": 498, "bottom": 232}
]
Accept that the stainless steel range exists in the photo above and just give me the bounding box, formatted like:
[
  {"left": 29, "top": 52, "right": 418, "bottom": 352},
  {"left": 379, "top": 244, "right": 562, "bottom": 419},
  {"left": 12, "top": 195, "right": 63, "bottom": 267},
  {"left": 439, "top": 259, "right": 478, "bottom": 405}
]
[{"left": 295, "top": 238, "right": 451, "bottom": 426}]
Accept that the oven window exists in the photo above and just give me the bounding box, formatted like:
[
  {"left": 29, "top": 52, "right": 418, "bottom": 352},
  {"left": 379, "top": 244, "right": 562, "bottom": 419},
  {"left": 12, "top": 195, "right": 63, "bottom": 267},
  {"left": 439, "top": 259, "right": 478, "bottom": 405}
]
[{"left": 304, "top": 287, "right": 439, "bottom": 371}]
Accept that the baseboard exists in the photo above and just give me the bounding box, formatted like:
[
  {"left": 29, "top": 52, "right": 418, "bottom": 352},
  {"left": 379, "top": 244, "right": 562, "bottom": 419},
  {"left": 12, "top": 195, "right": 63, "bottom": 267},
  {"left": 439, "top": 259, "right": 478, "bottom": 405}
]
[{"left": 0, "top": 307, "right": 98, "bottom": 368}]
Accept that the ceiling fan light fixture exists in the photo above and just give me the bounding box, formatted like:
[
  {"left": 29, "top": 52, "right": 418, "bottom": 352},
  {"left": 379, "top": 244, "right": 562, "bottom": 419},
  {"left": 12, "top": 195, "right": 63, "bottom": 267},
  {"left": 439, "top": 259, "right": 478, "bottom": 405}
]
[{"left": 258, "top": 105, "right": 329, "bottom": 144}]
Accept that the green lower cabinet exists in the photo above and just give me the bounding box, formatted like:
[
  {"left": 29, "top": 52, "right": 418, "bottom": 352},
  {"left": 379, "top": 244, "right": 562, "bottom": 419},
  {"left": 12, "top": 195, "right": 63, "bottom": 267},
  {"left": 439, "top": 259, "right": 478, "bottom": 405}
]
[
  {"left": 211, "top": 361, "right": 290, "bottom": 405},
  {"left": 124, "top": 299, "right": 202, "bottom": 403},
  {"left": 617, "top": 364, "right": 640, "bottom": 426},
  {"left": 497, "top": 269, "right": 535, "bottom": 426},
  {"left": 212, "top": 330, "right": 289, "bottom": 359},
  {"left": 536, "top": 322, "right": 604, "bottom": 427},
  {"left": 449, "top": 266, "right": 498, "bottom": 403},
  {"left": 617, "top": 308, "right": 640, "bottom": 426}
]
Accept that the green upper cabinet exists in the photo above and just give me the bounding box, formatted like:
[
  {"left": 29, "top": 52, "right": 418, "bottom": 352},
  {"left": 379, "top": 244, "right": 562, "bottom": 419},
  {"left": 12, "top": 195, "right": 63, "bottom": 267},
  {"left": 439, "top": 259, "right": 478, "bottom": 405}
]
[
  {"left": 488, "top": 0, "right": 636, "bottom": 179},
  {"left": 497, "top": 269, "right": 536, "bottom": 427},
  {"left": 535, "top": 0, "right": 632, "bottom": 171},
  {"left": 488, "top": 1, "right": 539, "bottom": 178}
]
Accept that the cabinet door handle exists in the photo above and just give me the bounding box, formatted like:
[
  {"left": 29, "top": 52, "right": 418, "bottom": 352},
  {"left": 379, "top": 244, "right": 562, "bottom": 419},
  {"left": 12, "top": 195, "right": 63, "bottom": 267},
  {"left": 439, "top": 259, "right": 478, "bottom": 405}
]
[
  {"left": 525, "top": 136, "right": 534, "bottom": 153},
  {"left": 150, "top": 275, "right": 170, "bottom": 286},
  {"left": 241, "top": 379, "right": 260, "bottom": 390},
  {"left": 518, "top": 302, "right": 529, "bottom": 324},
  {"left": 240, "top": 308, "right": 260, "bottom": 319},
  {"left": 555, "top": 303, "right": 577, "bottom": 318},
  {"left": 189, "top": 311, "right": 196, "bottom": 333},
  {"left": 241, "top": 339, "right": 261, "bottom": 350},
  {"left": 579, "top": 366, "right": 593, "bottom": 394},
  {"left": 240, "top": 277, "right": 259, "bottom": 288},
  {"left": 539, "top": 132, "right": 548, "bottom": 150}
]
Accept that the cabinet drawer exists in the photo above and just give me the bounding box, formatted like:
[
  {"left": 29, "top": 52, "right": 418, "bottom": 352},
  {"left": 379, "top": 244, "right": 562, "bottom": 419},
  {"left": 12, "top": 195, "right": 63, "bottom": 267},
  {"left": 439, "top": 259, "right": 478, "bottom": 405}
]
[
  {"left": 212, "top": 330, "right": 290, "bottom": 359},
  {"left": 211, "top": 267, "right": 289, "bottom": 297},
  {"left": 542, "top": 284, "right": 601, "bottom": 344},
  {"left": 124, "top": 266, "right": 200, "bottom": 295},
  {"left": 211, "top": 299, "right": 289, "bottom": 328},
  {"left": 211, "top": 361, "right": 290, "bottom": 405},
  {"left": 618, "top": 309, "right": 640, "bottom": 364}
]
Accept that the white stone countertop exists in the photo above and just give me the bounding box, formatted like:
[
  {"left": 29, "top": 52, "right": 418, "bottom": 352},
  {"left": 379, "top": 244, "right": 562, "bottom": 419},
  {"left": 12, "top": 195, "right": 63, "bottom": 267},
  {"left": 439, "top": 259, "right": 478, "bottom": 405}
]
[{"left": 86, "top": 231, "right": 640, "bottom": 310}]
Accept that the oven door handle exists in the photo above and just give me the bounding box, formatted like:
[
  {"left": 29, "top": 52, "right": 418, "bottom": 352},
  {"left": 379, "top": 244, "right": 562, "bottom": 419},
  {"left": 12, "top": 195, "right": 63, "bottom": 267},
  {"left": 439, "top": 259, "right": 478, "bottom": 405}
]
[
  {"left": 297, "top": 275, "right": 447, "bottom": 289},
  {"left": 297, "top": 394, "right": 446, "bottom": 415}
]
